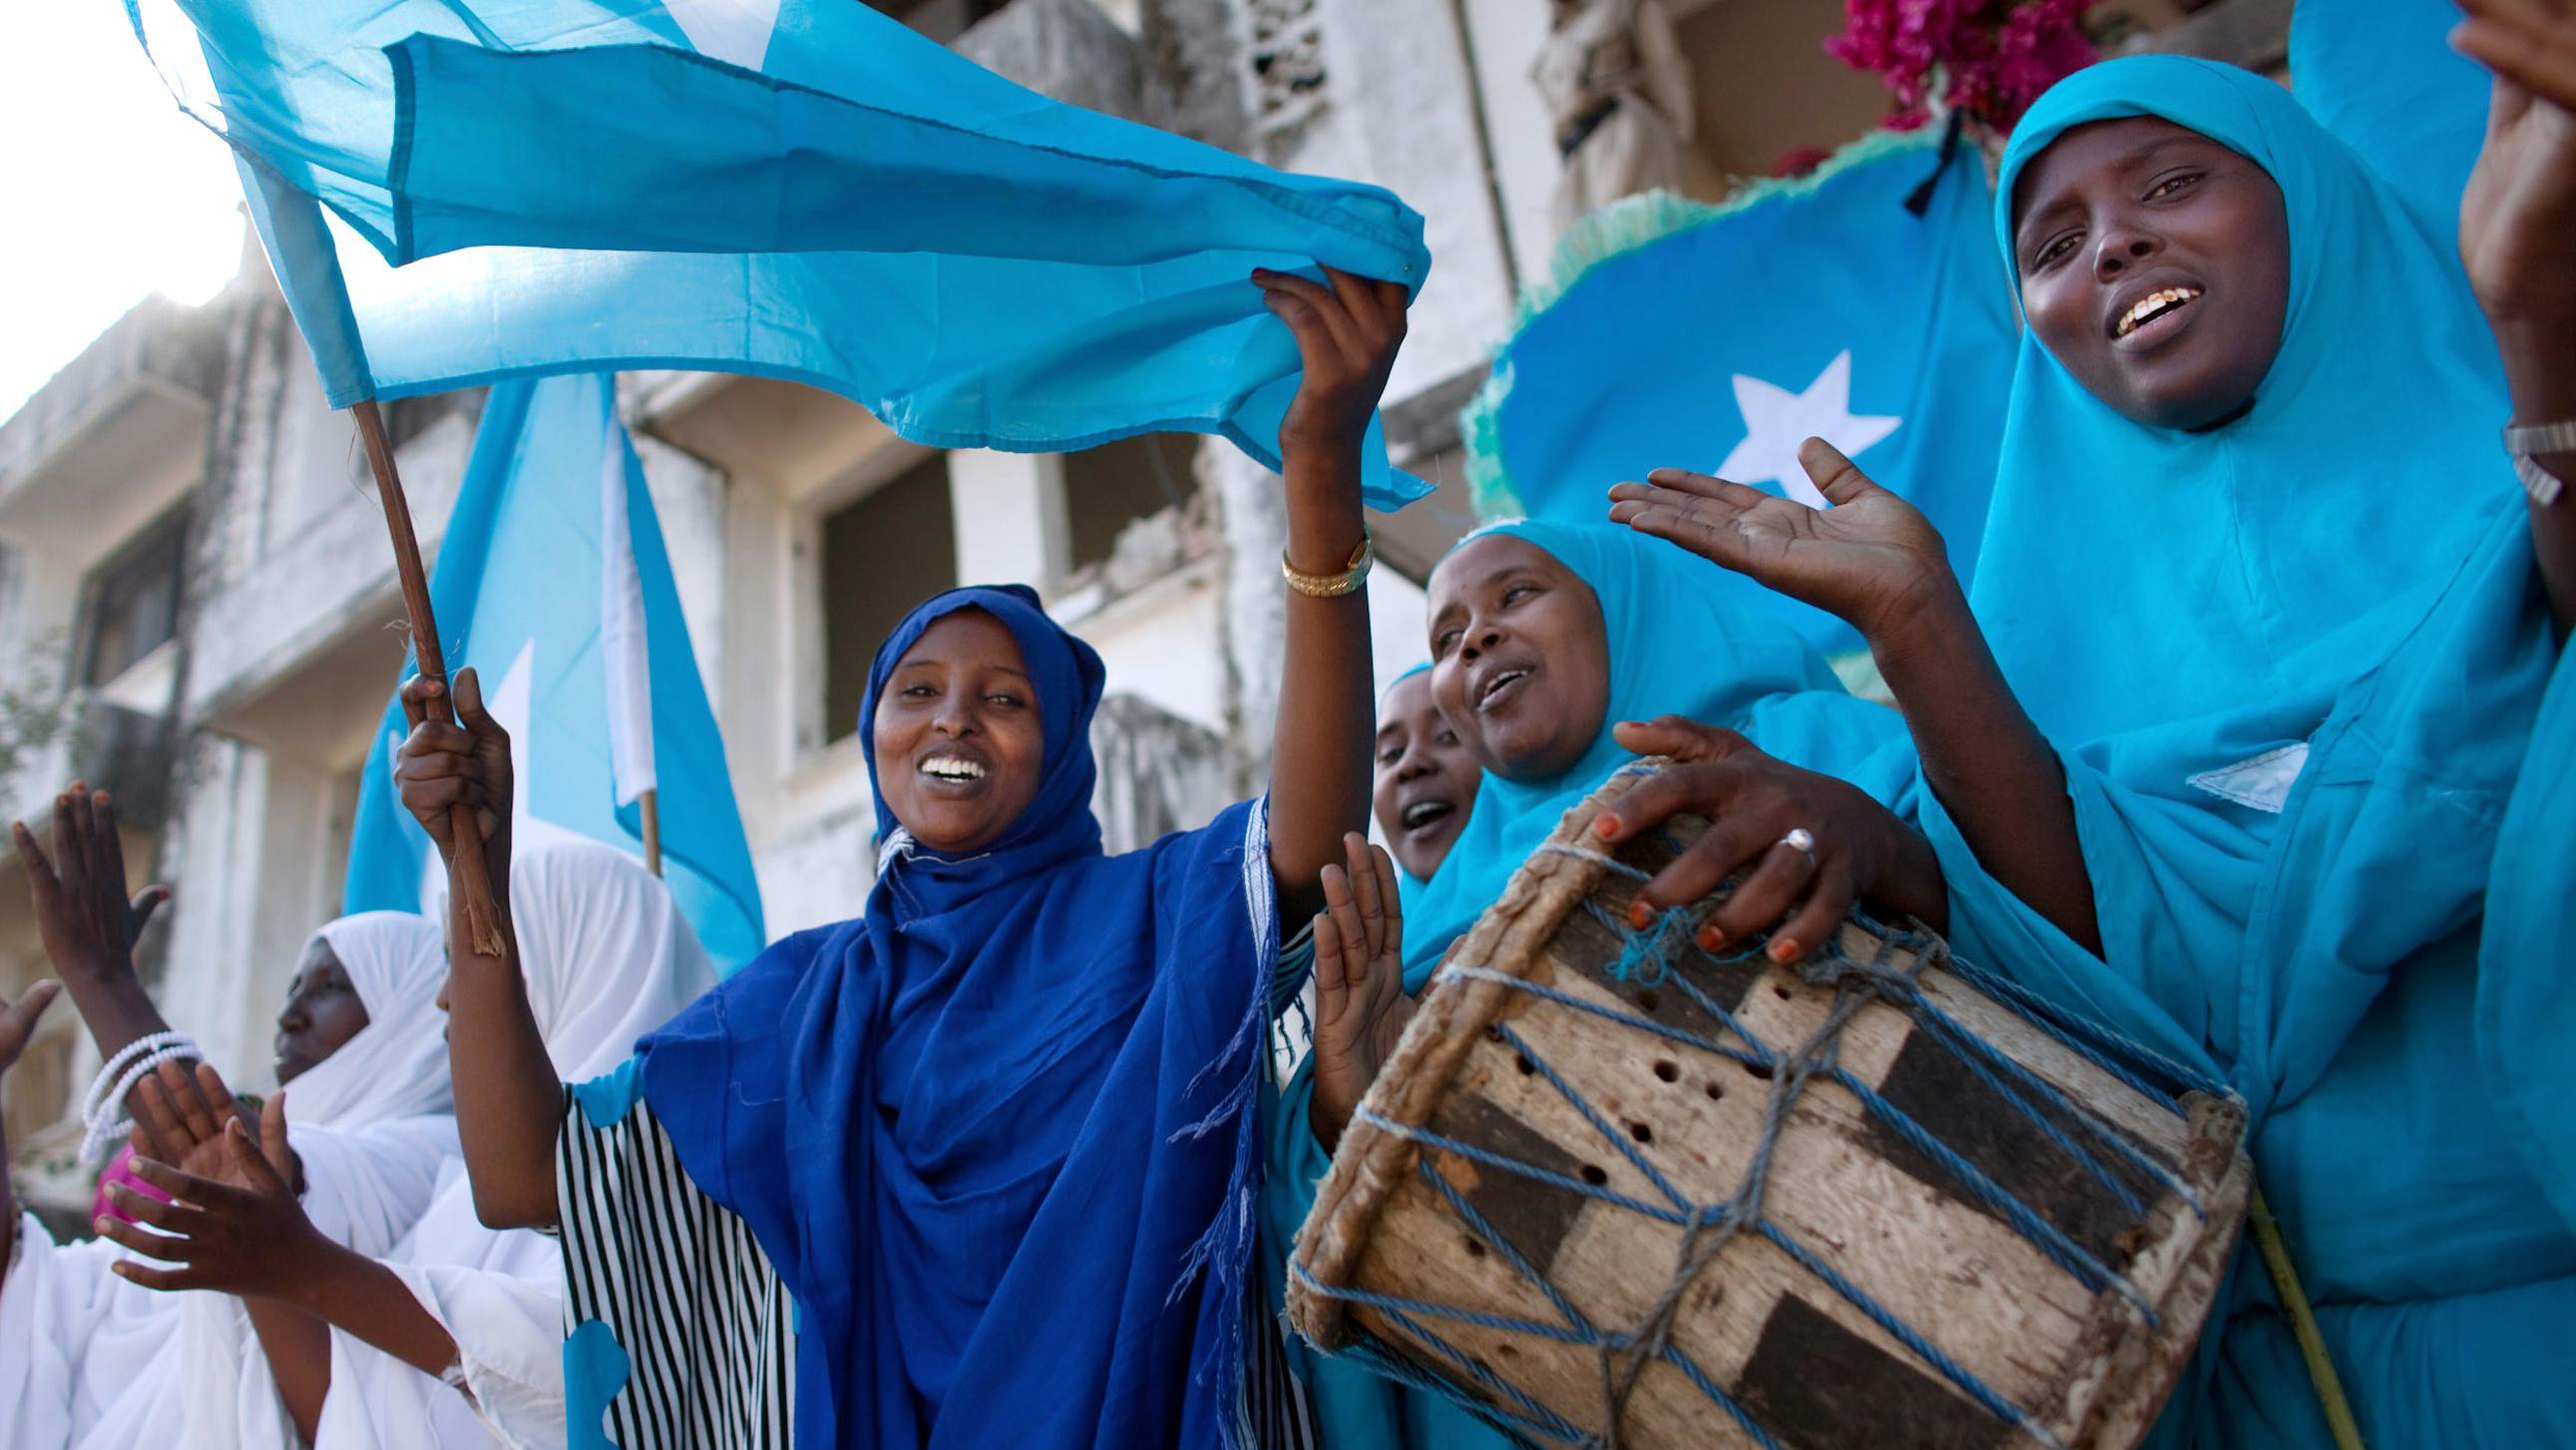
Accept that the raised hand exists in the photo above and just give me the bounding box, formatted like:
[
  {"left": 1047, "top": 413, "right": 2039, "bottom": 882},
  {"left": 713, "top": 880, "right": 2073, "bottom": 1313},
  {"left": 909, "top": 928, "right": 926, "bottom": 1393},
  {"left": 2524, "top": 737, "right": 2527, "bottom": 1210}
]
[
  {"left": 1, "top": 980, "right": 64, "bottom": 1270},
  {"left": 0, "top": 980, "right": 61, "bottom": 1078},
  {"left": 99, "top": 1092, "right": 325, "bottom": 1299},
  {"left": 14, "top": 785, "right": 171, "bottom": 981},
  {"left": 2456, "top": 0, "right": 2576, "bottom": 328},
  {"left": 1607, "top": 439, "right": 1954, "bottom": 644},
  {"left": 393, "top": 667, "right": 514, "bottom": 871},
  {"left": 1253, "top": 265, "right": 1411, "bottom": 458},
  {"left": 2456, "top": 0, "right": 2576, "bottom": 130},
  {"left": 1309, "top": 833, "right": 1416, "bottom": 1151},
  {"left": 1594, "top": 717, "right": 1947, "bottom": 963}
]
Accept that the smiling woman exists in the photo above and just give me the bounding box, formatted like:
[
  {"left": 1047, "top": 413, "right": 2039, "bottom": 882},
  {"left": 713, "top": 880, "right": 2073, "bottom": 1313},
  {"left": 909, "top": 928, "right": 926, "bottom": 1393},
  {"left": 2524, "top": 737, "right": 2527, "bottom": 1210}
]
[
  {"left": 869, "top": 609, "right": 1047, "bottom": 856},
  {"left": 1368, "top": 667, "right": 1476, "bottom": 886},
  {"left": 2009, "top": 117, "right": 2291, "bottom": 431}
]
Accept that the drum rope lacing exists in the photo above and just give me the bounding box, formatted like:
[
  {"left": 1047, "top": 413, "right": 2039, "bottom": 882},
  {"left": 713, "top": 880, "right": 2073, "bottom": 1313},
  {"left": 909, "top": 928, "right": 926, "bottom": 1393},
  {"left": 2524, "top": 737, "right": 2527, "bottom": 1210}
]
[{"left": 1295, "top": 830, "right": 2234, "bottom": 1450}]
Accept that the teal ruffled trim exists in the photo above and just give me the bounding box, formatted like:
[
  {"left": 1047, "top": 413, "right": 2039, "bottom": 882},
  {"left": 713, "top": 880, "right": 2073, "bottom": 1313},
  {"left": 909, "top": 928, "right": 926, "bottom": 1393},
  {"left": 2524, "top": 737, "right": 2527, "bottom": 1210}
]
[{"left": 1458, "top": 123, "right": 1951, "bottom": 521}]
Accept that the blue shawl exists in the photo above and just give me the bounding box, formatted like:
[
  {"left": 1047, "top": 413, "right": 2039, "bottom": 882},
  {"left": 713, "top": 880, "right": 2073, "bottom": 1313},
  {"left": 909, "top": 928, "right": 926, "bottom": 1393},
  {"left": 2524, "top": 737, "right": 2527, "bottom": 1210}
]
[
  {"left": 639, "top": 585, "right": 1277, "bottom": 1448},
  {"left": 1921, "top": 59, "right": 2576, "bottom": 1445}
]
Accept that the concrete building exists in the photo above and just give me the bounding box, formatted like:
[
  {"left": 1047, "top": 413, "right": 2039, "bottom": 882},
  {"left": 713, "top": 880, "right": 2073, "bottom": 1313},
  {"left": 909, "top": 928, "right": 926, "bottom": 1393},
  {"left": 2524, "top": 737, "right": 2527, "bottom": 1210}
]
[{"left": 0, "top": 0, "right": 2281, "bottom": 1225}]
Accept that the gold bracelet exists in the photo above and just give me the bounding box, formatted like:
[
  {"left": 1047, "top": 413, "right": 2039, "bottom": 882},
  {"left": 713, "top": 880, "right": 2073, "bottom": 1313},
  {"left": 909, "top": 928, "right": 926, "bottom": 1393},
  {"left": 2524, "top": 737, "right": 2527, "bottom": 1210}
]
[{"left": 1282, "top": 529, "right": 1373, "bottom": 598}]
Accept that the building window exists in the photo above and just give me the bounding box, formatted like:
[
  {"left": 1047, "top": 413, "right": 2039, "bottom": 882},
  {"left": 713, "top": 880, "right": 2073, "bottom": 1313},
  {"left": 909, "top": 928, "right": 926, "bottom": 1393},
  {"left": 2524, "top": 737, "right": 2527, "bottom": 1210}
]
[
  {"left": 80, "top": 507, "right": 189, "bottom": 689},
  {"left": 821, "top": 452, "right": 958, "bottom": 741},
  {"left": 1063, "top": 433, "right": 1193, "bottom": 577},
  {"left": 1241, "top": 0, "right": 1329, "bottom": 144}
]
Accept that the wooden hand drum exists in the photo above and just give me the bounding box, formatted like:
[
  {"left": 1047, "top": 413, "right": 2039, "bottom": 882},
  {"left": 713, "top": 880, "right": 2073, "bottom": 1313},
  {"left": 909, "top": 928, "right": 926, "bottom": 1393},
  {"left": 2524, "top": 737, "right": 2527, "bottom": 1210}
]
[{"left": 1288, "top": 764, "right": 2251, "bottom": 1449}]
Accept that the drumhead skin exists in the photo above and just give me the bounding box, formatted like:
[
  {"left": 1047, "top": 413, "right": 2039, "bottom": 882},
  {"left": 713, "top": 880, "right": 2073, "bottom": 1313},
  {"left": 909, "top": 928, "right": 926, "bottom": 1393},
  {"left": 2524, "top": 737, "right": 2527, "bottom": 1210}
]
[{"left": 1290, "top": 761, "right": 2251, "bottom": 1450}]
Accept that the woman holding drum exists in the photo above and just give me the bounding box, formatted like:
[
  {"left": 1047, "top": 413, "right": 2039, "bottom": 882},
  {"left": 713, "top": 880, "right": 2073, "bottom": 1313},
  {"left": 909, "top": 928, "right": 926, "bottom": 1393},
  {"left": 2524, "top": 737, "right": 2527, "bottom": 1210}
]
[{"left": 1606, "top": 47, "right": 2576, "bottom": 1449}]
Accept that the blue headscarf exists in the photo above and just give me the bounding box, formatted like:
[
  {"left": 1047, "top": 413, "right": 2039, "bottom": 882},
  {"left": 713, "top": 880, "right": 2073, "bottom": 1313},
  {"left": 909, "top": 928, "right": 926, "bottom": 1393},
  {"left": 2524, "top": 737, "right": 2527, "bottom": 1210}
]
[
  {"left": 1399, "top": 520, "right": 1913, "bottom": 986},
  {"left": 1974, "top": 57, "right": 2516, "bottom": 746},
  {"left": 640, "top": 584, "right": 1277, "bottom": 1449},
  {"left": 1914, "top": 60, "right": 2576, "bottom": 1447}
]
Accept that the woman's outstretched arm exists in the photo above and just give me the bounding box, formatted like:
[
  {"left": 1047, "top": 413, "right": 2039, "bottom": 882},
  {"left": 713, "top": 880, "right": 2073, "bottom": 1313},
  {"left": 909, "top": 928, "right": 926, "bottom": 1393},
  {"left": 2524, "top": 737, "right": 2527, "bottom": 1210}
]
[
  {"left": 394, "top": 668, "right": 563, "bottom": 1228},
  {"left": 1254, "top": 265, "right": 1410, "bottom": 919},
  {"left": 1609, "top": 441, "right": 2102, "bottom": 953}
]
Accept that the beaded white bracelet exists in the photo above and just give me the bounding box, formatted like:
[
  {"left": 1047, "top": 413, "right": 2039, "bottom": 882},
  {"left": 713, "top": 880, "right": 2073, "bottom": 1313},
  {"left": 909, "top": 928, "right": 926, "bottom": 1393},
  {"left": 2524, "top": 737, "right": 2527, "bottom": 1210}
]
[
  {"left": 79, "top": 1030, "right": 195, "bottom": 1124},
  {"left": 79, "top": 1035, "right": 202, "bottom": 1163}
]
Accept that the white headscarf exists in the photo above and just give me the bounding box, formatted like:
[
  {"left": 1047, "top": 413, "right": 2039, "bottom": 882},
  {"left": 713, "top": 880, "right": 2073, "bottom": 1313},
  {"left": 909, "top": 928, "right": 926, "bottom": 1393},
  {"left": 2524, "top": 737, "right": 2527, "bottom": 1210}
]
[
  {"left": 317, "top": 841, "right": 716, "bottom": 1449},
  {"left": 3, "top": 913, "right": 461, "bottom": 1450},
  {"left": 286, "top": 913, "right": 453, "bottom": 1128}
]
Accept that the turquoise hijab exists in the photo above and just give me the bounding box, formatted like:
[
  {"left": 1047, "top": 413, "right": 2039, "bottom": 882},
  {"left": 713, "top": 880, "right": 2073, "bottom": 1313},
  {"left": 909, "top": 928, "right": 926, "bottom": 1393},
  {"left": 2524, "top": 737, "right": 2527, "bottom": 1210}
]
[
  {"left": 1399, "top": 519, "right": 1912, "bottom": 987},
  {"left": 1917, "top": 59, "right": 2576, "bottom": 1448},
  {"left": 1974, "top": 57, "right": 2517, "bottom": 745}
]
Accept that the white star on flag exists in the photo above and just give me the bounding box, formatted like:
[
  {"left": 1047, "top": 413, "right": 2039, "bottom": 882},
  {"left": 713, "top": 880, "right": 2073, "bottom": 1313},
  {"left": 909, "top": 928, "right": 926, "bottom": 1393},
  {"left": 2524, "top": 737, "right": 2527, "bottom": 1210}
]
[{"left": 1714, "top": 351, "right": 1902, "bottom": 508}]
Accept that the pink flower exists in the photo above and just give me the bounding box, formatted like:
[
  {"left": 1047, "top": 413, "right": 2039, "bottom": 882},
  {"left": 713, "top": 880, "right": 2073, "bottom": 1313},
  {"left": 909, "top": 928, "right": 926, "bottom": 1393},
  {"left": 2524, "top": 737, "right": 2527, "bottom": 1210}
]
[{"left": 1824, "top": 0, "right": 2097, "bottom": 133}]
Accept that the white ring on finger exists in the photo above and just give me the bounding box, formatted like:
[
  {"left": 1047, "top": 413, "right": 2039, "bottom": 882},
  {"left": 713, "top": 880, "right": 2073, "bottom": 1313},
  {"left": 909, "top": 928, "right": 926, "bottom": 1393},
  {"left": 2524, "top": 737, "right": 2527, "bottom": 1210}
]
[{"left": 1778, "top": 827, "right": 1817, "bottom": 856}]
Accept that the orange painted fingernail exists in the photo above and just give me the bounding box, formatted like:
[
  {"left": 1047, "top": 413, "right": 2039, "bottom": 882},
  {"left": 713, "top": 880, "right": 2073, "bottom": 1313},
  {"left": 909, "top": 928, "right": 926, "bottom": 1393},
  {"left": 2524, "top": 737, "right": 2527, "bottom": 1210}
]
[
  {"left": 1768, "top": 937, "right": 1800, "bottom": 964},
  {"left": 1697, "top": 924, "right": 1724, "bottom": 950},
  {"left": 1627, "top": 900, "right": 1653, "bottom": 929},
  {"left": 1594, "top": 814, "right": 1619, "bottom": 839}
]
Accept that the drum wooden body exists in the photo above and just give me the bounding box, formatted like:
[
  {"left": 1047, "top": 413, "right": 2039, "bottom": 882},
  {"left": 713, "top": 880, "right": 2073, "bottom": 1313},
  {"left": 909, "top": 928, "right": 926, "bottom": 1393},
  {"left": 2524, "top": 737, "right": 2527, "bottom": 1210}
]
[{"left": 1289, "top": 765, "right": 2250, "bottom": 1450}]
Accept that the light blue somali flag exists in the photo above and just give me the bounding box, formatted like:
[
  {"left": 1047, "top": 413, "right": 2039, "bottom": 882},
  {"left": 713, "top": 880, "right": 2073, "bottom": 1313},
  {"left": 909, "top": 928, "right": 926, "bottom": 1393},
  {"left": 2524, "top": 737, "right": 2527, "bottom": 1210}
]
[
  {"left": 343, "top": 373, "right": 764, "bottom": 971},
  {"left": 1461, "top": 127, "right": 2016, "bottom": 654},
  {"left": 126, "top": 0, "right": 1432, "bottom": 509}
]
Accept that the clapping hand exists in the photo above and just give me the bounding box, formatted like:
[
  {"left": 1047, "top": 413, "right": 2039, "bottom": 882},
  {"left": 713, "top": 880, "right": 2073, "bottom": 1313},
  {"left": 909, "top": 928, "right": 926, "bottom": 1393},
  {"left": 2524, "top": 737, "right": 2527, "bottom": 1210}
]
[
  {"left": 97, "top": 1089, "right": 328, "bottom": 1300},
  {"left": 1309, "top": 832, "right": 1417, "bottom": 1152},
  {"left": 1607, "top": 439, "right": 1954, "bottom": 646},
  {"left": 129, "top": 1059, "right": 276, "bottom": 1189}
]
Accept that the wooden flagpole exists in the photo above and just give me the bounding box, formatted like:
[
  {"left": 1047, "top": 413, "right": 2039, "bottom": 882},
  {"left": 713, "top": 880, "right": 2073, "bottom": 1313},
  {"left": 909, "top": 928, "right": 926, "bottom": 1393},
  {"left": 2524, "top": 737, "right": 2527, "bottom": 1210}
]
[
  {"left": 639, "top": 788, "right": 663, "bottom": 877},
  {"left": 353, "top": 399, "right": 509, "bottom": 956}
]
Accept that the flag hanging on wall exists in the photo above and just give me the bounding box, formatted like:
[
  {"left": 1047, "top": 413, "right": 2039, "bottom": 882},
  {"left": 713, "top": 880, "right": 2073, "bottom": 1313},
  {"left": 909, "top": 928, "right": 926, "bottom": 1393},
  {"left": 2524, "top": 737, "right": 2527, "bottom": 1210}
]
[
  {"left": 1460, "top": 127, "right": 2018, "bottom": 654},
  {"left": 126, "top": 0, "right": 1432, "bottom": 508},
  {"left": 342, "top": 373, "right": 764, "bottom": 970}
]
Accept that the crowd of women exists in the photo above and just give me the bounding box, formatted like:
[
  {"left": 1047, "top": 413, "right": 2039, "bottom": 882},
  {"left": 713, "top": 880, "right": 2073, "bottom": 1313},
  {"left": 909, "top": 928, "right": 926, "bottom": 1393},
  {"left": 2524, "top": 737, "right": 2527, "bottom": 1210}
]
[{"left": 4, "top": 5, "right": 2574, "bottom": 1445}]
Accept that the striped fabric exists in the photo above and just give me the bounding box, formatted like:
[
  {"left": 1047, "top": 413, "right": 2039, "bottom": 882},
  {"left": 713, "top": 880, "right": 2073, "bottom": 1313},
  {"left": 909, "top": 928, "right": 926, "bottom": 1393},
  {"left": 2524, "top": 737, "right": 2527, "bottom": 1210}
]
[
  {"left": 556, "top": 1089, "right": 793, "bottom": 1448},
  {"left": 555, "top": 1089, "right": 1320, "bottom": 1449}
]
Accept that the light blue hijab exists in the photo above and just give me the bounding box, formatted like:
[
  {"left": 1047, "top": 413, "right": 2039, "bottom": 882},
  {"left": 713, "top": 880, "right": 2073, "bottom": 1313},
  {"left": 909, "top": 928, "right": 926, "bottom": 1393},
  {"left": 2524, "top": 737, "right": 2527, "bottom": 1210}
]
[
  {"left": 1973, "top": 58, "right": 2515, "bottom": 746},
  {"left": 1399, "top": 519, "right": 1915, "bottom": 987},
  {"left": 1918, "top": 59, "right": 2576, "bottom": 1448}
]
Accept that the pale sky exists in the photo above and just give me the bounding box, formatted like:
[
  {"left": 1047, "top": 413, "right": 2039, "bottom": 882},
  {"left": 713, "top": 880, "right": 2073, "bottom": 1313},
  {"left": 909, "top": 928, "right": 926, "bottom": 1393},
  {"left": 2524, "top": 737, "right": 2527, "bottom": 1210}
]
[{"left": 0, "top": 6, "right": 247, "bottom": 421}]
